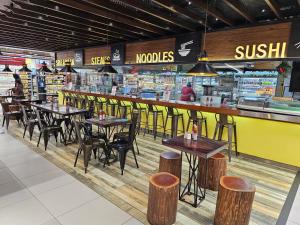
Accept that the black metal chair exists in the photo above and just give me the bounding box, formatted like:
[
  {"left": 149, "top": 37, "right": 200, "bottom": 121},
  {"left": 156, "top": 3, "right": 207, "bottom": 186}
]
[
  {"left": 74, "top": 121, "right": 109, "bottom": 173},
  {"left": 21, "top": 105, "right": 39, "bottom": 141},
  {"left": 36, "top": 109, "right": 65, "bottom": 151},
  {"left": 108, "top": 111, "right": 139, "bottom": 175}
]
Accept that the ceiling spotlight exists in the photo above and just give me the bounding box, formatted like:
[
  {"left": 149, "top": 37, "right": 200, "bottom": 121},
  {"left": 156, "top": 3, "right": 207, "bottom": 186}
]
[
  {"left": 166, "top": 26, "right": 170, "bottom": 30},
  {"left": 261, "top": 9, "right": 266, "bottom": 13},
  {"left": 140, "top": 31, "right": 144, "bottom": 35},
  {"left": 215, "top": 18, "right": 219, "bottom": 21},
  {"left": 45, "top": 38, "right": 49, "bottom": 41},
  {"left": 24, "top": 22, "right": 28, "bottom": 26},
  {"left": 55, "top": 5, "right": 60, "bottom": 10},
  {"left": 71, "top": 31, "right": 75, "bottom": 35},
  {"left": 109, "top": 22, "right": 113, "bottom": 26},
  {"left": 188, "top": 1, "right": 192, "bottom": 5},
  {"left": 88, "top": 27, "right": 92, "bottom": 31},
  {"left": 38, "top": 15, "right": 43, "bottom": 19}
]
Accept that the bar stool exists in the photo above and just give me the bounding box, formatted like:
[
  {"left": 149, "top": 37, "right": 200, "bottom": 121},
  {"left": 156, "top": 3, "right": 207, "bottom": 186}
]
[
  {"left": 131, "top": 102, "right": 147, "bottom": 133},
  {"left": 147, "top": 172, "right": 179, "bottom": 225},
  {"left": 144, "top": 104, "right": 165, "bottom": 140},
  {"left": 198, "top": 152, "right": 227, "bottom": 191},
  {"left": 187, "top": 110, "right": 208, "bottom": 137},
  {"left": 105, "top": 98, "right": 118, "bottom": 116},
  {"left": 159, "top": 151, "right": 182, "bottom": 179},
  {"left": 163, "top": 107, "right": 185, "bottom": 138},
  {"left": 78, "top": 95, "right": 88, "bottom": 110},
  {"left": 116, "top": 100, "right": 132, "bottom": 119},
  {"left": 213, "top": 114, "right": 238, "bottom": 162},
  {"left": 214, "top": 176, "right": 255, "bottom": 225}
]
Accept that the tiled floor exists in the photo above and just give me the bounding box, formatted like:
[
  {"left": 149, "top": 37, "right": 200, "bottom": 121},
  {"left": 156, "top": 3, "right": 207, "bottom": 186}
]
[
  {"left": 0, "top": 128, "right": 143, "bottom": 225},
  {"left": 287, "top": 185, "right": 300, "bottom": 225}
]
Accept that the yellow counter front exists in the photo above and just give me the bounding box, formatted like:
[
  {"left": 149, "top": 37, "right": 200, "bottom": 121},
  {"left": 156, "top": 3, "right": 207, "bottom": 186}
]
[{"left": 58, "top": 91, "right": 300, "bottom": 167}]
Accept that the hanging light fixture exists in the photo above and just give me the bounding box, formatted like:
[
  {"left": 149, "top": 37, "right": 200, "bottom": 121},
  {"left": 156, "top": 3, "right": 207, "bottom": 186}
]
[
  {"left": 98, "top": 21, "right": 117, "bottom": 74},
  {"left": 59, "top": 61, "right": 77, "bottom": 73},
  {"left": 187, "top": 0, "right": 217, "bottom": 77},
  {"left": 38, "top": 61, "right": 52, "bottom": 73},
  {"left": 2, "top": 65, "right": 12, "bottom": 72},
  {"left": 19, "top": 64, "right": 32, "bottom": 72}
]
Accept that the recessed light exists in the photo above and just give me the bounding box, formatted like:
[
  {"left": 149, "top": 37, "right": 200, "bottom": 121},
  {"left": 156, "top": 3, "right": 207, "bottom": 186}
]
[
  {"left": 215, "top": 18, "right": 219, "bottom": 21},
  {"left": 71, "top": 31, "right": 75, "bottom": 35},
  {"left": 261, "top": 9, "right": 266, "bottom": 13},
  {"left": 166, "top": 26, "right": 170, "bottom": 30},
  {"left": 88, "top": 27, "right": 92, "bottom": 31},
  {"left": 38, "top": 15, "right": 43, "bottom": 19},
  {"left": 188, "top": 1, "right": 192, "bottom": 5},
  {"left": 109, "top": 22, "right": 113, "bottom": 26},
  {"left": 45, "top": 38, "right": 49, "bottom": 41},
  {"left": 55, "top": 5, "right": 59, "bottom": 11},
  {"left": 24, "top": 22, "right": 28, "bottom": 26}
]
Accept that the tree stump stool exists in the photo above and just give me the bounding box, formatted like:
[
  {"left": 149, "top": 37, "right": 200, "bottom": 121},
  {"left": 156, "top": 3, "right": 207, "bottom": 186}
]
[
  {"left": 147, "top": 172, "right": 179, "bottom": 225},
  {"left": 159, "top": 151, "right": 182, "bottom": 179},
  {"left": 198, "top": 152, "right": 227, "bottom": 191},
  {"left": 214, "top": 176, "right": 256, "bottom": 225}
]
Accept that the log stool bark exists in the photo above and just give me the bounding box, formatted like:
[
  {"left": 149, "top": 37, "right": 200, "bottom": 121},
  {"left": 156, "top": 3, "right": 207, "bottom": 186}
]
[
  {"left": 198, "top": 152, "right": 227, "bottom": 191},
  {"left": 147, "top": 172, "right": 179, "bottom": 225},
  {"left": 214, "top": 176, "right": 256, "bottom": 225},
  {"left": 159, "top": 151, "right": 182, "bottom": 179}
]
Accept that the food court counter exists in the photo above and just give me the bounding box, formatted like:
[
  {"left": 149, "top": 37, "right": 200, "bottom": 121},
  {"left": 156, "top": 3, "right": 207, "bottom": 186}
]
[{"left": 59, "top": 90, "right": 300, "bottom": 167}]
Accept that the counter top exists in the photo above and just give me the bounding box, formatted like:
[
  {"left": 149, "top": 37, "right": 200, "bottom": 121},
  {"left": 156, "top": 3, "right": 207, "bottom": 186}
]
[{"left": 61, "top": 90, "right": 300, "bottom": 124}]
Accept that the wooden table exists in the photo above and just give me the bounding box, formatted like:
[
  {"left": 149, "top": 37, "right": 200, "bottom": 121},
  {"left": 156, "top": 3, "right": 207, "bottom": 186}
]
[
  {"left": 162, "top": 135, "right": 227, "bottom": 207},
  {"left": 85, "top": 117, "right": 129, "bottom": 139}
]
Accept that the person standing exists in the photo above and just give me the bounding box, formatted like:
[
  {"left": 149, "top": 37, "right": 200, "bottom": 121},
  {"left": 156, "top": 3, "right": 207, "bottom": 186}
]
[{"left": 180, "top": 82, "right": 196, "bottom": 101}]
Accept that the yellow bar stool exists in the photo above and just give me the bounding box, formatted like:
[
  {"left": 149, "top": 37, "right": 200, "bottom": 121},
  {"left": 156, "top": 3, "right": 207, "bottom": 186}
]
[
  {"left": 144, "top": 104, "right": 165, "bottom": 140},
  {"left": 187, "top": 110, "right": 208, "bottom": 137},
  {"left": 163, "top": 107, "right": 185, "bottom": 138}
]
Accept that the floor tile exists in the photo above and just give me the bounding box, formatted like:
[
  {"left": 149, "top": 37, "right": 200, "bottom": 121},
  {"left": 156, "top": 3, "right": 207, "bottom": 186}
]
[
  {"left": 21, "top": 169, "right": 75, "bottom": 195},
  {"left": 41, "top": 219, "right": 62, "bottom": 225},
  {"left": 0, "top": 168, "right": 17, "bottom": 185},
  {"left": 286, "top": 220, "right": 300, "bottom": 225},
  {"left": 123, "top": 217, "right": 144, "bottom": 225},
  {"left": 58, "top": 197, "right": 131, "bottom": 225},
  {"left": 0, "top": 197, "right": 53, "bottom": 225},
  {"left": 9, "top": 157, "right": 60, "bottom": 179},
  {"left": 36, "top": 181, "right": 98, "bottom": 217},
  {"left": 0, "top": 179, "right": 32, "bottom": 208},
  {"left": 1, "top": 150, "right": 42, "bottom": 167}
]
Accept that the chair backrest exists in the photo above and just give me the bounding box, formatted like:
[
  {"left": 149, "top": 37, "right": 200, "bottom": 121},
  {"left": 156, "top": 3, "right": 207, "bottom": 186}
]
[
  {"left": 21, "top": 105, "right": 28, "bottom": 123},
  {"left": 74, "top": 121, "right": 84, "bottom": 147},
  {"left": 128, "top": 111, "right": 139, "bottom": 144},
  {"left": 1, "top": 102, "right": 11, "bottom": 113},
  {"left": 35, "top": 109, "right": 45, "bottom": 128}
]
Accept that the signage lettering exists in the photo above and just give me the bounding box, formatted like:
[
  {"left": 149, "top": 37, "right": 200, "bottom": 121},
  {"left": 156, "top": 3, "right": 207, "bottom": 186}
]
[
  {"left": 91, "top": 56, "right": 110, "bottom": 65},
  {"left": 235, "top": 42, "right": 287, "bottom": 60},
  {"left": 55, "top": 58, "right": 74, "bottom": 67},
  {"left": 136, "top": 51, "right": 174, "bottom": 64}
]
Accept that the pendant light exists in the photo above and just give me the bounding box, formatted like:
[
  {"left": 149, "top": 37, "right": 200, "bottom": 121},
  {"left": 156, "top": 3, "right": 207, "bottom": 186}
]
[
  {"left": 38, "top": 61, "right": 52, "bottom": 73},
  {"left": 187, "top": 0, "right": 217, "bottom": 77},
  {"left": 59, "top": 61, "right": 77, "bottom": 73},
  {"left": 98, "top": 21, "right": 117, "bottom": 74},
  {"left": 19, "top": 64, "right": 32, "bottom": 72},
  {"left": 2, "top": 65, "right": 12, "bottom": 72}
]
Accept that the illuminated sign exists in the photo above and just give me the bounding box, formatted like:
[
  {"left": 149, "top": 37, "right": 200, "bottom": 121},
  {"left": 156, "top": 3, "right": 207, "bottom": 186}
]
[
  {"left": 136, "top": 51, "right": 174, "bottom": 64},
  {"left": 91, "top": 56, "right": 110, "bottom": 65},
  {"left": 55, "top": 58, "right": 74, "bottom": 67},
  {"left": 235, "top": 42, "right": 287, "bottom": 60}
]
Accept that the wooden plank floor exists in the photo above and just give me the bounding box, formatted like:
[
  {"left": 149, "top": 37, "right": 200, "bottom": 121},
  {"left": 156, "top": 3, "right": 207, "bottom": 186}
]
[{"left": 5, "top": 121, "right": 297, "bottom": 225}]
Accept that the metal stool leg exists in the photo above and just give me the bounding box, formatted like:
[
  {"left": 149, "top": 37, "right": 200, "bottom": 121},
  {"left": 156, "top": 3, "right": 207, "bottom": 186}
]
[
  {"left": 227, "top": 124, "right": 233, "bottom": 162},
  {"left": 233, "top": 124, "right": 238, "bottom": 156},
  {"left": 213, "top": 122, "right": 220, "bottom": 140}
]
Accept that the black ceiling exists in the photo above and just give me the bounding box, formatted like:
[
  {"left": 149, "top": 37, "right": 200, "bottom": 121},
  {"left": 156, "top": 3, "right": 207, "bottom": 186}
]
[{"left": 0, "top": 0, "right": 299, "bottom": 52}]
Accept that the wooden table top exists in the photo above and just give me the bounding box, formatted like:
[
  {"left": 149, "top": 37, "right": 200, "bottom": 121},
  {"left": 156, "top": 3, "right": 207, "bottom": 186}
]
[
  {"left": 30, "top": 103, "right": 87, "bottom": 116},
  {"left": 162, "top": 136, "right": 227, "bottom": 159},
  {"left": 62, "top": 90, "right": 239, "bottom": 116},
  {"left": 14, "top": 98, "right": 41, "bottom": 103},
  {"left": 85, "top": 117, "right": 130, "bottom": 128}
]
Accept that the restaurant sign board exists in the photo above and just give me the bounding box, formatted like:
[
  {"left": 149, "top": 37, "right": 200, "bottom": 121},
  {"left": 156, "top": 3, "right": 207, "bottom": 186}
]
[
  {"left": 125, "top": 38, "right": 175, "bottom": 64},
  {"left": 111, "top": 43, "right": 125, "bottom": 65},
  {"left": 84, "top": 46, "right": 111, "bottom": 65},
  {"left": 56, "top": 51, "right": 75, "bottom": 67},
  {"left": 74, "top": 49, "right": 84, "bottom": 67},
  {"left": 174, "top": 32, "right": 201, "bottom": 63},
  {"left": 204, "top": 22, "right": 291, "bottom": 61},
  {"left": 287, "top": 20, "right": 300, "bottom": 58}
]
